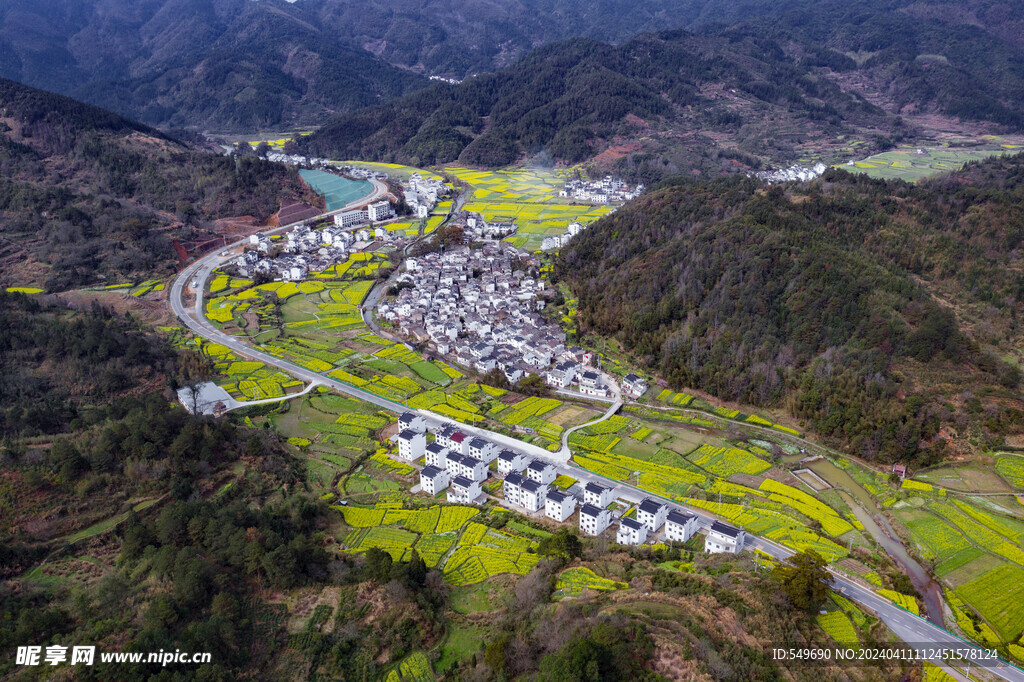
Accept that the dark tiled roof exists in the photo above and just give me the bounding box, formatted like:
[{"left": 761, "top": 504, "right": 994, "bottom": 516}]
[
  {"left": 580, "top": 503, "right": 605, "bottom": 518},
  {"left": 398, "top": 429, "right": 419, "bottom": 440},
  {"left": 710, "top": 520, "right": 740, "bottom": 538},
  {"left": 505, "top": 473, "right": 524, "bottom": 487},
  {"left": 667, "top": 510, "right": 695, "bottom": 526},
  {"left": 421, "top": 465, "right": 444, "bottom": 478},
  {"left": 521, "top": 479, "right": 544, "bottom": 493},
  {"left": 452, "top": 475, "right": 475, "bottom": 488},
  {"left": 584, "top": 482, "right": 609, "bottom": 494},
  {"left": 547, "top": 489, "right": 568, "bottom": 503},
  {"left": 638, "top": 499, "right": 664, "bottom": 515},
  {"left": 620, "top": 517, "right": 644, "bottom": 531}
]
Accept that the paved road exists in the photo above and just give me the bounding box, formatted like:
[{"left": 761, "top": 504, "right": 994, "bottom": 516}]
[{"left": 168, "top": 183, "right": 1024, "bottom": 682}]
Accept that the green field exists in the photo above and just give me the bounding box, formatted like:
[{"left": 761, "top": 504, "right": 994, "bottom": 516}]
[{"left": 840, "top": 146, "right": 1013, "bottom": 182}]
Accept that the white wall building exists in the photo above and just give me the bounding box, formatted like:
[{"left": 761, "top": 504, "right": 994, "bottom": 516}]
[
  {"left": 665, "top": 510, "right": 699, "bottom": 543},
  {"left": 396, "top": 430, "right": 426, "bottom": 461},
  {"left": 583, "top": 482, "right": 614, "bottom": 508},
  {"left": 545, "top": 489, "right": 576, "bottom": 522},
  {"left": 525, "top": 459, "right": 556, "bottom": 485},
  {"left": 368, "top": 200, "right": 394, "bottom": 222},
  {"left": 496, "top": 449, "right": 527, "bottom": 474},
  {"left": 334, "top": 209, "right": 367, "bottom": 228},
  {"left": 579, "top": 503, "right": 612, "bottom": 536},
  {"left": 519, "top": 479, "right": 548, "bottom": 512},
  {"left": 504, "top": 472, "right": 526, "bottom": 507},
  {"left": 398, "top": 412, "right": 428, "bottom": 433},
  {"left": 616, "top": 517, "right": 649, "bottom": 545},
  {"left": 447, "top": 475, "right": 482, "bottom": 504},
  {"left": 424, "top": 443, "right": 449, "bottom": 469},
  {"left": 467, "top": 437, "right": 499, "bottom": 463},
  {"left": 420, "top": 465, "right": 450, "bottom": 495},
  {"left": 635, "top": 498, "right": 668, "bottom": 532},
  {"left": 447, "top": 453, "right": 489, "bottom": 482},
  {"left": 705, "top": 520, "right": 745, "bottom": 554}
]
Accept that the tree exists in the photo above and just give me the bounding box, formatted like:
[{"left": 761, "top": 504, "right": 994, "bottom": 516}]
[
  {"left": 772, "top": 550, "right": 830, "bottom": 611},
  {"left": 407, "top": 549, "right": 427, "bottom": 586},
  {"left": 364, "top": 547, "right": 393, "bottom": 582},
  {"left": 538, "top": 529, "right": 582, "bottom": 560}
]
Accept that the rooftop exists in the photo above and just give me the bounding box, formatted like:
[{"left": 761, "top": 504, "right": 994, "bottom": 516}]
[
  {"left": 620, "top": 517, "right": 644, "bottom": 531},
  {"left": 638, "top": 499, "right": 665, "bottom": 515},
  {"left": 421, "top": 465, "right": 444, "bottom": 478},
  {"left": 580, "top": 503, "right": 606, "bottom": 518},
  {"left": 667, "top": 509, "right": 696, "bottom": 525},
  {"left": 710, "top": 520, "right": 740, "bottom": 538}
]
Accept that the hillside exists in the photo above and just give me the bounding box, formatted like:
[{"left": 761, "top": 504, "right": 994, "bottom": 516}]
[
  {"left": 300, "top": 32, "right": 897, "bottom": 173},
  {"left": 0, "top": 0, "right": 428, "bottom": 131},
  {"left": 0, "top": 78, "right": 316, "bottom": 290},
  {"left": 558, "top": 153, "right": 1024, "bottom": 463}
]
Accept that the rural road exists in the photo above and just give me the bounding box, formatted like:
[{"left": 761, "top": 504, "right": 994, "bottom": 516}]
[{"left": 168, "top": 180, "right": 1024, "bottom": 682}]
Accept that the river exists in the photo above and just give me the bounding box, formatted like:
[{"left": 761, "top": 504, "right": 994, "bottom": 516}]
[{"left": 810, "top": 459, "right": 945, "bottom": 627}]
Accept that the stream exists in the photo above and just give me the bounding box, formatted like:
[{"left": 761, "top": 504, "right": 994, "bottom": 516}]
[{"left": 809, "top": 459, "right": 945, "bottom": 627}]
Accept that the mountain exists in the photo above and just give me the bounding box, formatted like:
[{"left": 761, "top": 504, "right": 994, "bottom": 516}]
[
  {"left": 0, "top": 77, "right": 316, "bottom": 290},
  {"left": 557, "top": 153, "right": 1024, "bottom": 463},
  {"left": 299, "top": 32, "right": 899, "bottom": 174},
  {"left": 0, "top": 0, "right": 428, "bottom": 131}
]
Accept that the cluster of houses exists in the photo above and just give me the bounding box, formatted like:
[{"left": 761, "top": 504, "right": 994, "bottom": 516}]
[
  {"left": 393, "top": 413, "right": 745, "bottom": 553},
  {"left": 541, "top": 221, "right": 590, "bottom": 252},
  {"left": 379, "top": 243, "right": 570, "bottom": 382},
  {"left": 559, "top": 175, "right": 643, "bottom": 203},
  {"left": 463, "top": 214, "right": 516, "bottom": 241},
  {"left": 402, "top": 173, "right": 449, "bottom": 219},
  {"left": 333, "top": 200, "right": 395, "bottom": 229}
]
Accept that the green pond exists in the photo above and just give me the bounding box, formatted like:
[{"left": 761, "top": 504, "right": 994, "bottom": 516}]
[{"left": 299, "top": 169, "right": 373, "bottom": 211}]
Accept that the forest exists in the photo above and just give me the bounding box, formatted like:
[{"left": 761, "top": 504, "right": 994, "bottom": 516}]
[
  {"left": 559, "top": 153, "right": 1024, "bottom": 463},
  {"left": 0, "top": 78, "right": 315, "bottom": 290},
  {"left": 299, "top": 31, "right": 893, "bottom": 169}
]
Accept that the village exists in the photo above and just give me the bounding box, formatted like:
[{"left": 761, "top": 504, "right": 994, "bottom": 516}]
[
  {"left": 559, "top": 174, "right": 644, "bottom": 203},
  {"left": 392, "top": 412, "right": 747, "bottom": 555}
]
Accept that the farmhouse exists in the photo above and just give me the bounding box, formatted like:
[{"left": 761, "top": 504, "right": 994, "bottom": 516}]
[
  {"left": 446, "top": 453, "right": 489, "bottom": 482},
  {"left": 496, "top": 449, "right": 527, "bottom": 474},
  {"left": 635, "top": 498, "right": 668, "bottom": 532},
  {"left": 447, "top": 475, "right": 482, "bottom": 504},
  {"left": 665, "top": 510, "right": 699, "bottom": 543},
  {"left": 468, "top": 437, "right": 499, "bottom": 463},
  {"left": 583, "top": 482, "right": 614, "bottom": 508},
  {"left": 620, "top": 373, "right": 649, "bottom": 398},
  {"left": 398, "top": 412, "right": 427, "bottom": 433},
  {"left": 396, "top": 430, "right": 426, "bottom": 461},
  {"left": 525, "top": 459, "right": 556, "bottom": 485},
  {"left": 518, "top": 479, "right": 548, "bottom": 513},
  {"left": 419, "top": 465, "right": 449, "bottom": 495},
  {"left": 579, "top": 503, "right": 612, "bottom": 536},
  {"left": 545, "top": 489, "right": 576, "bottom": 522},
  {"left": 424, "top": 443, "right": 449, "bottom": 469},
  {"left": 705, "top": 520, "right": 745, "bottom": 554},
  {"left": 503, "top": 472, "right": 526, "bottom": 506},
  {"left": 616, "top": 517, "right": 649, "bottom": 546}
]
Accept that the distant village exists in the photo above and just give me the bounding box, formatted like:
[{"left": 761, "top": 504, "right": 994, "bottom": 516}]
[
  {"left": 560, "top": 175, "right": 644, "bottom": 203},
  {"left": 391, "top": 413, "right": 745, "bottom": 554}
]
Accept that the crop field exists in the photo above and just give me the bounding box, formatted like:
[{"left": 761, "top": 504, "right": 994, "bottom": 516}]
[
  {"left": 554, "top": 567, "right": 628, "bottom": 597},
  {"left": 492, "top": 397, "right": 562, "bottom": 425},
  {"left": 759, "top": 479, "right": 854, "bottom": 537},
  {"left": 899, "top": 511, "right": 972, "bottom": 561},
  {"left": 384, "top": 651, "right": 434, "bottom": 682},
  {"left": 996, "top": 455, "right": 1024, "bottom": 488},
  {"left": 687, "top": 444, "right": 771, "bottom": 478},
  {"left": 344, "top": 526, "right": 418, "bottom": 561},
  {"left": 955, "top": 564, "right": 1024, "bottom": 640},
  {"left": 656, "top": 389, "right": 694, "bottom": 406},
  {"left": 840, "top": 146, "right": 1013, "bottom": 182},
  {"left": 878, "top": 589, "right": 919, "bottom": 616},
  {"left": 817, "top": 611, "right": 859, "bottom": 647},
  {"left": 935, "top": 548, "right": 986, "bottom": 577},
  {"left": 928, "top": 502, "right": 1024, "bottom": 566},
  {"left": 574, "top": 449, "right": 705, "bottom": 499}
]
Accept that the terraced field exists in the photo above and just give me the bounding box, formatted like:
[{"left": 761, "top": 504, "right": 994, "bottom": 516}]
[{"left": 554, "top": 567, "right": 628, "bottom": 598}]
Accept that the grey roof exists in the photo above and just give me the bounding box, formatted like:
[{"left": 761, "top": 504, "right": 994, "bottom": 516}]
[
  {"left": 584, "top": 482, "right": 609, "bottom": 494},
  {"left": 547, "top": 489, "right": 569, "bottom": 503},
  {"left": 452, "top": 475, "right": 475, "bottom": 488},
  {"left": 667, "top": 509, "right": 696, "bottom": 526},
  {"left": 468, "top": 437, "right": 488, "bottom": 449},
  {"left": 580, "top": 503, "right": 605, "bottom": 518},
  {"left": 447, "top": 452, "right": 467, "bottom": 466},
  {"left": 638, "top": 498, "right": 665, "bottom": 515},
  {"left": 521, "top": 479, "right": 544, "bottom": 493},
  {"left": 425, "top": 443, "right": 447, "bottom": 454},
  {"left": 624, "top": 373, "right": 641, "bottom": 382},
  {"left": 399, "top": 412, "right": 418, "bottom": 423},
  {"left": 398, "top": 429, "right": 419, "bottom": 440},
  {"left": 505, "top": 472, "right": 524, "bottom": 487},
  {"left": 620, "top": 517, "right": 644, "bottom": 531},
  {"left": 527, "top": 459, "right": 552, "bottom": 472},
  {"left": 581, "top": 370, "right": 599, "bottom": 380},
  {"left": 710, "top": 520, "right": 740, "bottom": 538},
  {"left": 421, "top": 465, "right": 444, "bottom": 478},
  {"left": 497, "top": 449, "right": 520, "bottom": 462}
]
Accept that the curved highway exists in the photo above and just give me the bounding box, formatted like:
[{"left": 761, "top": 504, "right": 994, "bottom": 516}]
[{"left": 168, "top": 179, "right": 1024, "bottom": 682}]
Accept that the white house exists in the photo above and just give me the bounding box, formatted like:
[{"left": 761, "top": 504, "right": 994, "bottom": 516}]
[
  {"left": 334, "top": 209, "right": 367, "bottom": 228},
  {"left": 525, "top": 459, "right": 556, "bottom": 485},
  {"left": 496, "top": 449, "right": 527, "bottom": 474},
  {"left": 545, "top": 489, "right": 576, "bottom": 522},
  {"left": 583, "top": 482, "right": 614, "bottom": 508},
  {"left": 519, "top": 479, "right": 548, "bottom": 512},
  {"left": 665, "top": 510, "right": 699, "bottom": 543},
  {"left": 635, "top": 498, "right": 668, "bottom": 532},
  {"left": 420, "top": 465, "right": 449, "bottom": 495},
  {"left": 368, "top": 200, "right": 394, "bottom": 222},
  {"left": 396, "top": 430, "right": 426, "bottom": 461},
  {"left": 448, "top": 431, "right": 470, "bottom": 455},
  {"left": 447, "top": 475, "right": 482, "bottom": 504},
  {"left": 447, "top": 453, "right": 488, "bottom": 482},
  {"left": 504, "top": 472, "right": 526, "bottom": 506},
  {"left": 621, "top": 373, "right": 649, "bottom": 398},
  {"left": 398, "top": 412, "right": 428, "bottom": 433},
  {"left": 424, "top": 443, "right": 449, "bottom": 469},
  {"left": 616, "top": 517, "right": 649, "bottom": 546},
  {"left": 467, "top": 437, "right": 499, "bottom": 463},
  {"left": 705, "top": 520, "right": 745, "bottom": 554},
  {"left": 579, "top": 503, "right": 612, "bottom": 536}
]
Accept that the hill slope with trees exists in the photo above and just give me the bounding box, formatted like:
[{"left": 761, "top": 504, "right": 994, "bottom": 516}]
[{"left": 558, "top": 154, "right": 1024, "bottom": 463}]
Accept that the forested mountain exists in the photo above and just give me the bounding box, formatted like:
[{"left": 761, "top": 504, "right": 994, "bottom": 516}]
[
  {"left": 300, "top": 32, "right": 897, "bottom": 173},
  {"left": 2, "top": 0, "right": 1022, "bottom": 133},
  {"left": 0, "top": 0, "right": 428, "bottom": 131},
  {"left": 0, "top": 77, "right": 315, "bottom": 290},
  {"left": 558, "top": 153, "right": 1024, "bottom": 463}
]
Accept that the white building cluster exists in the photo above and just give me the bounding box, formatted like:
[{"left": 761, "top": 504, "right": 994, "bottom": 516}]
[
  {"left": 541, "top": 221, "right": 590, "bottom": 252},
  {"left": 238, "top": 226, "right": 356, "bottom": 281},
  {"left": 751, "top": 162, "right": 828, "bottom": 184},
  {"left": 379, "top": 243, "right": 567, "bottom": 382},
  {"left": 559, "top": 175, "right": 643, "bottom": 203},
  {"left": 333, "top": 200, "right": 395, "bottom": 230},
  {"left": 402, "top": 173, "right": 448, "bottom": 219},
  {"left": 463, "top": 214, "right": 516, "bottom": 241}
]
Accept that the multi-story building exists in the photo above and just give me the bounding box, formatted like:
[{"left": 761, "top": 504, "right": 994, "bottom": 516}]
[
  {"left": 367, "top": 201, "right": 394, "bottom": 222},
  {"left": 635, "top": 498, "right": 668, "bottom": 532},
  {"left": 579, "top": 503, "right": 612, "bottom": 536},
  {"left": 545, "top": 489, "right": 576, "bottom": 522},
  {"left": 424, "top": 443, "right": 449, "bottom": 469},
  {"left": 396, "top": 430, "right": 426, "bottom": 461},
  {"left": 616, "top": 517, "right": 649, "bottom": 545},
  {"left": 420, "top": 465, "right": 449, "bottom": 495},
  {"left": 665, "top": 510, "right": 699, "bottom": 543},
  {"left": 496, "top": 449, "right": 527, "bottom": 474},
  {"left": 705, "top": 520, "right": 745, "bottom": 554},
  {"left": 398, "top": 412, "right": 427, "bottom": 433},
  {"left": 583, "top": 482, "right": 614, "bottom": 508},
  {"left": 525, "top": 459, "right": 556, "bottom": 485},
  {"left": 447, "top": 476, "right": 482, "bottom": 504}
]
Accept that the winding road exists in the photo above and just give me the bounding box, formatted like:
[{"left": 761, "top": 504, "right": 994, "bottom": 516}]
[{"left": 168, "top": 180, "right": 1024, "bottom": 682}]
